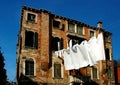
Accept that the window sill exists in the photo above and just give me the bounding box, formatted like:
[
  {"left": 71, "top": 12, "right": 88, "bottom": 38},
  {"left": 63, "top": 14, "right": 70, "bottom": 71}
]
[
  {"left": 26, "top": 20, "right": 37, "bottom": 24},
  {"left": 25, "top": 46, "right": 38, "bottom": 49},
  {"left": 53, "top": 78, "right": 63, "bottom": 80},
  {"left": 25, "top": 75, "right": 35, "bottom": 78}
]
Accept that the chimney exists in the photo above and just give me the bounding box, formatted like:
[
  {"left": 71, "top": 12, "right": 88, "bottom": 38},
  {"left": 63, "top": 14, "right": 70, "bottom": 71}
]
[{"left": 97, "top": 21, "right": 102, "bottom": 29}]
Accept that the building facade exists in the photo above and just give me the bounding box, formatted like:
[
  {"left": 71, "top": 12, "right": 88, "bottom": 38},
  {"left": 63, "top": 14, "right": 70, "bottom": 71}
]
[
  {"left": 114, "top": 66, "right": 120, "bottom": 84},
  {"left": 16, "top": 6, "right": 115, "bottom": 85}
]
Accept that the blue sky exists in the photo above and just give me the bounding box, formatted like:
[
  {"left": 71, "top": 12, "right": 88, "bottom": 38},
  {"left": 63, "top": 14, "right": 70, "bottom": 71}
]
[{"left": 0, "top": 0, "right": 120, "bottom": 81}]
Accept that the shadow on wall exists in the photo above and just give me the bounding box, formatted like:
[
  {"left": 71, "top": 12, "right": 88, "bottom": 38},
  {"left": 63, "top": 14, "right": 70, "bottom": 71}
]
[
  {"left": 72, "top": 70, "right": 99, "bottom": 85},
  {"left": 17, "top": 73, "right": 99, "bottom": 85},
  {"left": 114, "top": 60, "right": 120, "bottom": 85},
  {"left": 18, "top": 73, "right": 47, "bottom": 85}
]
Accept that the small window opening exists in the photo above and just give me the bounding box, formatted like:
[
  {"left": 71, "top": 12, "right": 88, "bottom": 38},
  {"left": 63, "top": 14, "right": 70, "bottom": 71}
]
[
  {"left": 68, "top": 22, "right": 75, "bottom": 33},
  {"left": 27, "top": 13, "right": 36, "bottom": 22},
  {"left": 54, "top": 63, "right": 61, "bottom": 78},
  {"left": 25, "top": 60, "right": 34, "bottom": 76},
  {"left": 92, "top": 67, "right": 98, "bottom": 79},
  {"left": 90, "top": 30, "right": 94, "bottom": 38},
  {"left": 77, "top": 25, "right": 83, "bottom": 35},
  {"left": 53, "top": 20, "right": 60, "bottom": 28},
  {"left": 25, "top": 30, "right": 38, "bottom": 49},
  {"left": 105, "top": 48, "right": 110, "bottom": 60},
  {"left": 52, "top": 37, "right": 63, "bottom": 51}
]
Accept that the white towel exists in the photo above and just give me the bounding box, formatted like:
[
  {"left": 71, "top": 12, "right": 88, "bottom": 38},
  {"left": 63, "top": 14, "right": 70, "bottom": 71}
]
[
  {"left": 78, "top": 41, "right": 90, "bottom": 66},
  {"left": 63, "top": 49, "right": 74, "bottom": 70},
  {"left": 55, "top": 33, "right": 105, "bottom": 70},
  {"left": 70, "top": 45, "right": 81, "bottom": 69},
  {"left": 88, "top": 37, "right": 98, "bottom": 66},
  {"left": 96, "top": 33, "right": 105, "bottom": 61},
  {"left": 74, "top": 43, "right": 89, "bottom": 68},
  {"left": 69, "top": 40, "right": 72, "bottom": 48}
]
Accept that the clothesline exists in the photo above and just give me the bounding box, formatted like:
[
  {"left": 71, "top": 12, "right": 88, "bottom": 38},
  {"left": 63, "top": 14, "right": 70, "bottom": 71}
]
[{"left": 55, "top": 33, "right": 105, "bottom": 70}]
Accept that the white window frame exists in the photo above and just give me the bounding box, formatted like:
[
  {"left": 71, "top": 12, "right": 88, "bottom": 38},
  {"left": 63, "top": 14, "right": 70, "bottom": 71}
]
[
  {"left": 52, "top": 62, "right": 64, "bottom": 79},
  {"left": 23, "top": 57, "right": 36, "bottom": 76},
  {"left": 68, "top": 22, "right": 75, "bottom": 33},
  {"left": 91, "top": 66, "right": 99, "bottom": 79},
  {"left": 26, "top": 11, "right": 37, "bottom": 23},
  {"left": 76, "top": 24, "right": 84, "bottom": 35},
  {"left": 89, "top": 29, "right": 96, "bottom": 38}
]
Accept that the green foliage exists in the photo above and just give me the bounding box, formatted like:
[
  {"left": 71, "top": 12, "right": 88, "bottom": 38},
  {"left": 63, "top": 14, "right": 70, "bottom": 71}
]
[{"left": 0, "top": 49, "right": 7, "bottom": 85}]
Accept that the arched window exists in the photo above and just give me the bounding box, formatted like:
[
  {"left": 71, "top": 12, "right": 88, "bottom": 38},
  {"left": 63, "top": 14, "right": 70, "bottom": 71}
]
[{"left": 25, "top": 59, "right": 34, "bottom": 76}]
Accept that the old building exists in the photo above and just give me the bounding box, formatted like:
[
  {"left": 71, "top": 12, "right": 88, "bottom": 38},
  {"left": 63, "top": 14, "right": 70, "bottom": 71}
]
[
  {"left": 16, "top": 6, "right": 115, "bottom": 85},
  {"left": 114, "top": 65, "right": 120, "bottom": 84}
]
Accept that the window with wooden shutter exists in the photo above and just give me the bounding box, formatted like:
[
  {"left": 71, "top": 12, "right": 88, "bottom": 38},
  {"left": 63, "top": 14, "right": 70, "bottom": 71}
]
[
  {"left": 25, "top": 31, "right": 38, "bottom": 49},
  {"left": 52, "top": 37, "right": 63, "bottom": 51},
  {"left": 77, "top": 25, "right": 83, "bottom": 35},
  {"left": 92, "top": 67, "right": 98, "bottom": 79},
  {"left": 25, "top": 60, "right": 34, "bottom": 76},
  {"left": 90, "top": 30, "right": 94, "bottom": 38},
  {"left": 54, "top": 63, "right": 61, "bottom": 78},
  {"left": 107, "top": 69, "right": 111, "bottom": 79},
  {"left": 68, "top": 22, "right": 75, "bottom": 33}
]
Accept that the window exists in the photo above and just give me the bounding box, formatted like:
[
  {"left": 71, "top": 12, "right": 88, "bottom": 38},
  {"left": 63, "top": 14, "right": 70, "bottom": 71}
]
[
  {"left": 105, "top": 35, "right": 111, "bottom": 42},
  {"left": 92, "top": 67, "right": 98, "bottom": 79},
  {"left": 54, "top": 63, "right": 61, "bottom": 78},
  {"left": 68, "top": 22, "right": 75, "bottom": 33},
  {"left": 27, "top": 13, "right": 36, "bottom": 22},
  {"left": 25, "top": 30, "right": 38, "bottom": 49},
  {"left": 25, "top": 60, "right": 34, "bottom": 76},
  {"left": 107, "top": 69, "right": 111, "bottom": 79},
  {"left": 52, "top": 37, "right": 63, "bottom": 51},
  {"left": 53, "top": 20, "right": 60, "bottom": 28},
  {"left": 90, "top": 30, "right": 94, "bottom": 38},
  {"left": 105, "top": 48, "right": 110, "bottom": 60},
  {"left": 68, "top": 37, "right": 85, "bottom": 47},
  {"left": 53, "top": 20, "right": 64, "bottom": 30},
  {"left": 77, "top": 25, "right": 83, "bottom": 35}
]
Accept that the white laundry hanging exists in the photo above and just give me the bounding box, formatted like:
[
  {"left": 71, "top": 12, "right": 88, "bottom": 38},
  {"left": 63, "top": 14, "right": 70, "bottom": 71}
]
[
  {"left": 88, "top": 37, "right": 98, "bottom": 66},
  {"left": 55, "top": 50, "right": 64, "bottom": 57},
  {"left": 78, "top": 41, "right": 91, "bottom": 66},
  {"left": 63, "top": 49, "right": 74, "bottom": 70},
  {"left": 73, "top": 43, "right": 89, "bottom": 68},
  {"left": 96, "top": 33, "right": 105, "bottom": 61},
  {"left": 54, "top": 33, "right": 105, "bottom": 70}
]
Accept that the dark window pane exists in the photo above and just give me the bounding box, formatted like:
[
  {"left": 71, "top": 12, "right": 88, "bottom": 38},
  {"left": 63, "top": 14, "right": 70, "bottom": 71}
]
[
  {"left": 92, "top": 67, "right": 97, "bottom": 79},
  {"left": 27, "top": 13, "right": 36, "bottom": 22},
  {"left": 25, "top": 31, "right": 38, "bottom": 49},
  {"left": 25, "top": 61, "right": 34, "bottom": 76},
  {"left": 68, "top": 23, "right": 75, "bottom": 33},
  {"left": 53, "top": 20, "right": 60, "bottom": 28},
  {"left": 25, "top": 31, "right": 34, "bottom": 47},
  {"left": 34, "top": 32, "right": 38, "bottom": 49},
  {"left": 108, "top": 69, "right": 111, "bottom": 79},
  {"left": 106, "top": 48, "right": 110, "bottom": 60},
  {"left": 52, "top": 37, "right": 59, "bottom": 51},
  {"left": 54, "top": 63, "right": 61, "bottom": 78},
  {"left": 60, "top": 38, "right": 63, "bottom": 50},
  {"left": 77, "top": 25, "right": 83, "bottom": 35},
  {"left": 52, "top": 37, "right": 63, "bottom": 51},
  {"left": 90, "top": 31, "right": 94, "bottom": 38}
]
